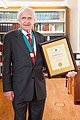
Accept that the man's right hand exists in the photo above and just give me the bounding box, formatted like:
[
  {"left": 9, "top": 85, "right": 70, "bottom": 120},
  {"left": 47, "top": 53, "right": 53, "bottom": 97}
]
[{"left": 4, "top": 91, "right": 14, "bottom": 101}]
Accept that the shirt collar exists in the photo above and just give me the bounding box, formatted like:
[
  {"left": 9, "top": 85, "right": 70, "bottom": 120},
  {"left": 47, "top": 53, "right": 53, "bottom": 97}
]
[{"left": 22, "top": 29, "right": 32, "bottom": 36}]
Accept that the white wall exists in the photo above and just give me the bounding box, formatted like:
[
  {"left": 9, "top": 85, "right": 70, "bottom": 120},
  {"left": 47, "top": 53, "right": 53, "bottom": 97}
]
[
  {"left": 78, "top": 0, "right": 80, "bottom": 52},
  {"left": 67, "top": 0, "right": 79, "bottom": 52}
]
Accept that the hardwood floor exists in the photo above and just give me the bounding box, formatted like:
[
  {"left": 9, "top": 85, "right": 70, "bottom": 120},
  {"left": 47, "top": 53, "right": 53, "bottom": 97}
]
[{"left": 0, "top": 78, "right": 80, "bottom": 120}]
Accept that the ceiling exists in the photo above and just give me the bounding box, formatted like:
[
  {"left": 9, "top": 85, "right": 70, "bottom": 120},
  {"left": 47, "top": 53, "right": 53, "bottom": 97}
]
[
  {"left": 0, "top": 0, "right": 67, "bottom": 8},
  {"left": 4, "top": 0, "right": 65, "bottom": 1}
]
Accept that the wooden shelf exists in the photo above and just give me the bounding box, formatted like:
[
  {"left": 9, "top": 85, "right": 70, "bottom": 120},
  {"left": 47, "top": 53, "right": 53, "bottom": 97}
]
[{"left": 67, "top": 68, "right": 80, "bottom": 104}]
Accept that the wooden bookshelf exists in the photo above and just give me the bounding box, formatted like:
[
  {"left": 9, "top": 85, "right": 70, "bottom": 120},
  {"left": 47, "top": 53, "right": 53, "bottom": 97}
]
[
  {"left": 0, "top": 6, "right": 67, "bottom": 77},
  {"left": 67, "top": 66, "right": 80, "bottom": 104},
  {"left": 0, "top": 6, "right": 67, "bottom": 39}
]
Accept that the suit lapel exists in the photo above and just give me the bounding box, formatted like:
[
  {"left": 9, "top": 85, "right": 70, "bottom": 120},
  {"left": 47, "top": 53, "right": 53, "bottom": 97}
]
[
  {"left": 15, "top": 30, "right": 32, "bottom": 62},
  {"left": 33, "top": 31, "right": 40, "bottom": 65},
  {"left": 15, "top": 30, "right": 41, "bottom": 65}
]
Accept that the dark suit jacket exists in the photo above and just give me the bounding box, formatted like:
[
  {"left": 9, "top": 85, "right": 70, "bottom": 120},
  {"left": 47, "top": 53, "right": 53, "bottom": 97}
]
[{"left": 2, "top": 30, "right": 46, "bottom": 101}]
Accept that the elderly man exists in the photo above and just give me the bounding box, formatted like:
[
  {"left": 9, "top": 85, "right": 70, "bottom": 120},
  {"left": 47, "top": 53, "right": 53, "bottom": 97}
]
[{"left": 2, "top": 6, "right": 46, "bottom": 120}]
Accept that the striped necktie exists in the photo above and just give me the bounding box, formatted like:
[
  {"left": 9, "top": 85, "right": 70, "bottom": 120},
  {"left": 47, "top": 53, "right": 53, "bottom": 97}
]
[{"left": 27, "top": 33, "right": 36, "bottom": 63}]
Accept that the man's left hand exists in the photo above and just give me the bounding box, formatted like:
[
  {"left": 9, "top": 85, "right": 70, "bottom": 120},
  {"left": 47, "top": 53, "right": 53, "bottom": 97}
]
[{"left": 66, "top": 71, "right": 77, "bottom": 77}]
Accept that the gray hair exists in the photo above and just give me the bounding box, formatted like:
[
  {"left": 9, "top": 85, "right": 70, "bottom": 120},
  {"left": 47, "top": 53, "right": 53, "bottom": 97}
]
[{"left": 17, "top": 6, "right": 36, "bottom": 20}]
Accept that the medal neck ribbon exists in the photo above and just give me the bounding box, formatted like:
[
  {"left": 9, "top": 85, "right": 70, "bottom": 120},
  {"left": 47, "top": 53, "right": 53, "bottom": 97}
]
[{"left": 18, "top": 28, "right": 34, "bottom": 52}]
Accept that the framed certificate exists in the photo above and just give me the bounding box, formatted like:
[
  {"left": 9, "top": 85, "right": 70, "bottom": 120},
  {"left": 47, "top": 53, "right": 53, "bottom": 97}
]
[{"left": 40, "top": 36, "right": 78, "bottom": 78}]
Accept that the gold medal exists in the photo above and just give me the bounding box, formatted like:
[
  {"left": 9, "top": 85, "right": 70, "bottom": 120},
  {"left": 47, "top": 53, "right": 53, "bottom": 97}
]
[{"left": 30, "top": 53, "right": 34, "bottom": 58}]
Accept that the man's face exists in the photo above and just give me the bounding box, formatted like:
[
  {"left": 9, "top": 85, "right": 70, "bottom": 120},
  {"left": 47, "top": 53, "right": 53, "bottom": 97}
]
[{"left": 18, "top": 9, "right": 35, "bottom": 32}]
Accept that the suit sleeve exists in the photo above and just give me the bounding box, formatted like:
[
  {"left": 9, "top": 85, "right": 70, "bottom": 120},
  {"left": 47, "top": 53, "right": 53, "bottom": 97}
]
[
  {"left": 44, "top": 36, "right": 47, "bottom": 42},
  {"left": 2, "top": 34, "right": 12, "bottom": 92}
]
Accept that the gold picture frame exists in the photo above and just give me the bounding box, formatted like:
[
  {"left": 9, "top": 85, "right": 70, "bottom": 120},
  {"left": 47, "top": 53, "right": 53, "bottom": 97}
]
[{"left": 40, "top": 36, "right": 78, "bottom": 78}]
